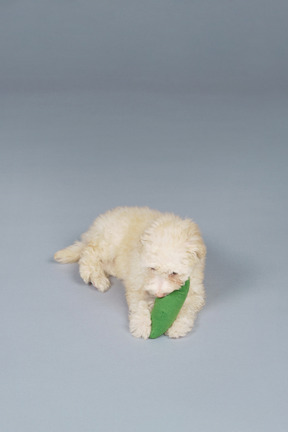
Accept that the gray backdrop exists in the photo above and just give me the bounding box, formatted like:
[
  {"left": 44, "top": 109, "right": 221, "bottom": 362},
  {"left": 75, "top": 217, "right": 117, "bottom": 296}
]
[{"left": 1, "top": 1, "right": 287, "bottom": 431}]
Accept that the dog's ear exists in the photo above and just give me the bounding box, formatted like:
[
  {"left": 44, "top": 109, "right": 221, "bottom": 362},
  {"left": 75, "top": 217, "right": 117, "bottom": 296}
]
[
  {"left": 140, "top": 227, "right": 153, "bottom": 246},
  {"left": 187, "top": 232, "right": 206, "bottom": 261},
  {"left": 183, "top": 219, "right": 206, "bottom": 261},
  {"left": 186, "top": 238, "right": 206, "bottom": 261},
  {"left": 140, "top": 233, "right": 149, "bottom": 246}
]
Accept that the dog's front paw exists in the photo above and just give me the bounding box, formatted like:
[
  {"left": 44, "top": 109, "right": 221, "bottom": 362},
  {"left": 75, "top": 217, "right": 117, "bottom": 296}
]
[
  {"left": 79, "top": 263, "right": 110, "bottom": 292},
  {"left": 79, "top": 263, "right": 92, "bottom": 285},
  {"left": 129, "top": 309, "right": 151, "bottom": 340},
  {"left": 166, "top": 317, "right": 194, "bottom": 339},
  {"left": 90, "top": 271, "right": 110, "bottom": 292}
]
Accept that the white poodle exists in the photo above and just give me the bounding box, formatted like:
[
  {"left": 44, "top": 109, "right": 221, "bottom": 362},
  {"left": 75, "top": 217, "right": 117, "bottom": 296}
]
[{"left": 54, "top": 207, "right": 206, "bottom": 339}]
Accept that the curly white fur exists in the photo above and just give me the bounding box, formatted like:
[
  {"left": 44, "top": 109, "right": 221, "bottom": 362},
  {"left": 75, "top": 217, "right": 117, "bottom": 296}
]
[{"left": 54, "top": 206, "right": 206, "bottom": 339}]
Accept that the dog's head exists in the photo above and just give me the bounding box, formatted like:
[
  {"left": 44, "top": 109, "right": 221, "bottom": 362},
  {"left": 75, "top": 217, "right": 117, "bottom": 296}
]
[{"left": 140, "top": 214, "right": 206, "bottom": 298}]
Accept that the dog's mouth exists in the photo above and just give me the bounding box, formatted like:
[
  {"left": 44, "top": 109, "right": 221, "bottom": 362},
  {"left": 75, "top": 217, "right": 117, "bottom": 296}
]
[
  {"left": 146, "top": 286, "right": 183, "bottom": 298},
  {"left": 145, "top": 290, "right": 168, "bottom": 299},
  {"left": 152, "top": 284, "right": 184, "bottom": 299}
]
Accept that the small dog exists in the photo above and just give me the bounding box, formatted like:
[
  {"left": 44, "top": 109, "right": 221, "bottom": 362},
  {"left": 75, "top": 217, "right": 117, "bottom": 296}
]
[{"left": 54, "top": 207, "right": 206, "bottom": 339}]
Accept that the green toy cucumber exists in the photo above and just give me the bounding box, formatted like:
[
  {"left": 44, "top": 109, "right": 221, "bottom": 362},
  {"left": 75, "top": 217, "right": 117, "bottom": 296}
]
[{"left": 149, "top": 279, "right": 190, "bottom": 339}]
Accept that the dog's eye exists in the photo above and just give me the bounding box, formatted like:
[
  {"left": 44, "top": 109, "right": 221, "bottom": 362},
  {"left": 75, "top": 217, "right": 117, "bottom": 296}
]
[
  {"left": 150, "top": 267, "right": 156, "bottom": 271},
  {"left": 171, "top": 272, "right": 178, "bottom": 276}
]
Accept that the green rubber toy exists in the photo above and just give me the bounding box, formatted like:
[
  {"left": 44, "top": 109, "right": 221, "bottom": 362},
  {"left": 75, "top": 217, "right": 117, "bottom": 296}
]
[{"left": 149, "top": 279, "right": 190, "bottom": 339}]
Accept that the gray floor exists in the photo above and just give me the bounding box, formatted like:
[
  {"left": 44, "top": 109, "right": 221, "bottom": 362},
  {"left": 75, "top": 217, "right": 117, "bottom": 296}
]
[{"left": 1, "top": 90, "right": 287, "bottom": 431}]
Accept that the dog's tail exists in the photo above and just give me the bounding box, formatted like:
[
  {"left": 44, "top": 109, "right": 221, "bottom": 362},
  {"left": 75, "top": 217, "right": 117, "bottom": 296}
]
[{"left": 54, "top": 241, "right": 83, "bottom": 263}]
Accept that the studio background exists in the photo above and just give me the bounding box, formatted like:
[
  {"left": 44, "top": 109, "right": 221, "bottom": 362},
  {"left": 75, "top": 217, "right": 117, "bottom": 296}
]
[{"left": 1, "top": 1, "right": 287, "bottom": 431}]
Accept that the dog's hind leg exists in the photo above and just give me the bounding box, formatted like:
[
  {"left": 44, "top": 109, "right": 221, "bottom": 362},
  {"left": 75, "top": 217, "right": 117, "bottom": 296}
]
[
  {"left": 54, "top": 241, "right": 84, "bottom": 263},
  {"left": 78, "top": 242, "right": 111, "bottom": 292}
]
